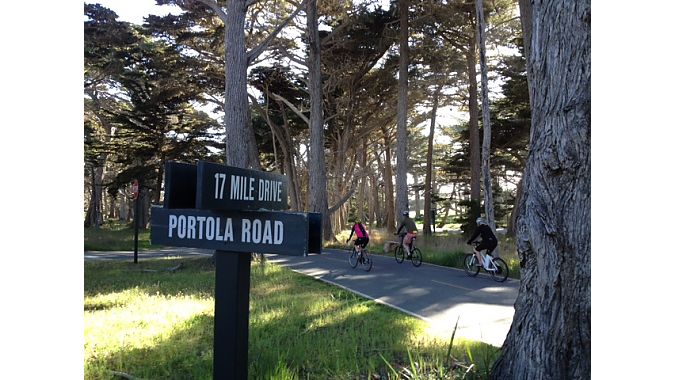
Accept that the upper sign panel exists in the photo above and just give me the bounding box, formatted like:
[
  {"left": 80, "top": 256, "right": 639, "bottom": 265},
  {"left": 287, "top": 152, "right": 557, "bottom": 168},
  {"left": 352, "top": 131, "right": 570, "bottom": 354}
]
[{"left": 195, "top": 161, "right": 289, "bottom": 211}]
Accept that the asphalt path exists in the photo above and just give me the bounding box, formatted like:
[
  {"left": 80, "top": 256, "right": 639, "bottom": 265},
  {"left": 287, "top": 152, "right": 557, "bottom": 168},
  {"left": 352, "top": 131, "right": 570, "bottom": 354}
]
[{"left": 84, "top": 247, "right": 518, "bottom": 347}]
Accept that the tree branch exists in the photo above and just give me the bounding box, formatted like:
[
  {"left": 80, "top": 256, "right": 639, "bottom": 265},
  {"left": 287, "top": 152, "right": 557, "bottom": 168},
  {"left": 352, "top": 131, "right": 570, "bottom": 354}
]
[
  {"left": 191, "top": 0, "right": 227, "bottom": 22},
  {"left": 270, "top": 92, "right": 309, "bottom": 124},
  {"left": 328, "top": 186, "right": 355, "bottom": 214},
  {"left": 247, "top": 0, "right": 309, "bottom": 65}
]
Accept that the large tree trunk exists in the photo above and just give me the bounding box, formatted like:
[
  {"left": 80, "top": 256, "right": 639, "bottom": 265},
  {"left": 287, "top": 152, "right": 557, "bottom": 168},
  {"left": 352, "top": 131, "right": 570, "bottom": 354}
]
[
  {"left": 369, "top": 161, "right": 382, "bottom": 227},
  {"left": 224, "top": 0, "right": 249, "bottom": 168},
  {"left": 491, "top": 1, "right": 591, "bottom": 379},
  {"left": 412, "top": 173, "right": 421, "bottom": 216},
  {"left": 90, "top": 165, "right": 104, "bottom": 228},
  {"left": 518, "top": 0, "right": 533, "bottom": 89},
  {"left": 475, "top": 0, "right": 498, "bottom": 255},
  {"left": 507, "top": 177, "right": 523, "bottom": 236},
  {"left": 466, "top": 16, "right": 481, "bottom": 203},
  {"left": 358, "top": 139, "right": 368, "bottom": 222},
  {"left": 379, "top": 129, "right": 396, "bottom": 232},
  {"left": 306, "top": 0, "right": 331, "bottom": 241},
  {"left": 423, "top": 84, "right": 441, "bottom": 235},
  {"left": 395, "top": 0, "right": 409, "bottom": 216}
]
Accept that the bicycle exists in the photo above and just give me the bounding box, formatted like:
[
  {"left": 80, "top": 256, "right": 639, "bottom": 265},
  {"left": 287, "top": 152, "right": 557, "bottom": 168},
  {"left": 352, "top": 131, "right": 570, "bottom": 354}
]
[
  {"left": 348, "top": 242, "right": 373, "bottom": 272},
  {"left": 463, "top": 241, "right": 509, "bottom": 282},
  {"left": 394, "top": 233, "right": 422, "bottom": 267}
]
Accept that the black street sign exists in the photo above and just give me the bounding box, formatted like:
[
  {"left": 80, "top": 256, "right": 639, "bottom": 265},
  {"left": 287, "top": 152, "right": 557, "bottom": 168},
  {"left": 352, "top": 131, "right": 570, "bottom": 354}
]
[
  {"left": 163, "top": 161, "right": 197, "bottom": 209},
  {"left": 150, "top": 207, "right": 311, "bottom": 256},
  {"left": 196, "top": 161, "right": 288, "bottom": 211},
  {"left": 152, "top": 161, "right": 320, "bottom": 380}
]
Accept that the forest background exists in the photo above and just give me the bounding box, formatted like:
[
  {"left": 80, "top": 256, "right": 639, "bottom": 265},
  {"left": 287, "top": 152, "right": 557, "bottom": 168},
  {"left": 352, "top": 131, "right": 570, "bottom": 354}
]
[
  {"left": 83, "top": 0, "right": 530, "bottom": 240},
  {"left": 1, "top": 1, "right": 675, "bottom": 379}
]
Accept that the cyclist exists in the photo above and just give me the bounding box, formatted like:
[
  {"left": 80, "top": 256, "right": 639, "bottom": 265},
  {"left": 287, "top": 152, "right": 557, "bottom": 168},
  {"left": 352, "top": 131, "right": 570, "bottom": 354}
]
[
  {"left": 396, "top": 211, "right": 418, "bottom": 257},
  {"left": 467, "top": 216, "right": 498, "bottom": 267},
  {"left": 346, "top": 220, "right": 369, "bottom": 255}
]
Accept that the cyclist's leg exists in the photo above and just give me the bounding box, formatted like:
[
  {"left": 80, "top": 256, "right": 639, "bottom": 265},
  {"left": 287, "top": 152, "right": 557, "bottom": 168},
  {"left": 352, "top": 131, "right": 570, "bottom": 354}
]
[
  {"left": 403, "top": 233, "right": 412, "bottom": 255},
  {"left": 356, "top": 237, "right": 367, "bottom": 253},
  {"left": 473, "top": 243, "right": 486, "bottom": 266}
]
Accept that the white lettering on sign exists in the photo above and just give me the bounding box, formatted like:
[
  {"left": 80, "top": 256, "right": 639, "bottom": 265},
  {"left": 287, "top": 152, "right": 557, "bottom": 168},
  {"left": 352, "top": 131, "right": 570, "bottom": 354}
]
[
  {"left": 241, "top": 219, "right": 284, "bottom": 244},
  {"left": 214, "top": 173, "right": 227, "bottom": 199},
  {"left": 230, "top": 175, "right": 255, "bottom": 201},
  {"left": 258, "top": 179, "right": 283, "bottom": 202},
  {"left": 169, "top": 214, "right": 283, "bottom": 245},
  {"left": 168, "top": 214, "right": 234, "bottom": 242}
]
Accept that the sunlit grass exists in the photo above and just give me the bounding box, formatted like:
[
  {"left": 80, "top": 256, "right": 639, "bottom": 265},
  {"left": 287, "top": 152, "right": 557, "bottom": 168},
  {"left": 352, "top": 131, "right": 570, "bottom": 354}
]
[{"left": 85, "top": 257, "right": 500, "bottom": 379}]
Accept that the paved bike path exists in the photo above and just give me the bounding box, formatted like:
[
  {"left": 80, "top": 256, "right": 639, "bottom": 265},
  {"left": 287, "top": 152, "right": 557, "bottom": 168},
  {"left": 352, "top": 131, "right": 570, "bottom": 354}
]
[
  {"left": 266, "top": 249, "right": 518, "bottom": 347},
  {"left": 84, "top": 247, "right": 518, "bottom": 347}
]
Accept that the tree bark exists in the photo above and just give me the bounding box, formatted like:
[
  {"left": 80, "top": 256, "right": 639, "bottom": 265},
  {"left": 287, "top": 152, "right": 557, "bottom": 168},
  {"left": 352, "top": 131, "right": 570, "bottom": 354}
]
[
  {"left": 380, "top": 128, "right": 396, "bottom": 232},
  {"left": 306, "top": 0, "right": 332, "bottom": 241},
  {"left": 466, "top": 13, "right": 481, "bottom": 203},
  {"left": 491, "top": 1, "right": 591, "bottom": 378},
  {"left": 412, "top": 173, "right": 421, "bottom": 216},
  {"left": 475, "top": 0, "right": 498, "bottom": 255},
  {"left": 358, "top": 139, "right": 368, "bottom": 222},
  {"left": 423, "top": 84, "right": 441, "bottom": 236},
  {"left": 507, "top": 177, "right": 523, "bottom": 236},
  {"left": 224, "top": 0, "right": 249, "bottom": 168},
  {"left": 369, "top": 166, "right": 380, "bottom": 227},
  {"left": 395, "top": 0, "right": 410, "bottom": 216},
  {"left": 518, "top": 0, "right": 533, "bottom": 94}
]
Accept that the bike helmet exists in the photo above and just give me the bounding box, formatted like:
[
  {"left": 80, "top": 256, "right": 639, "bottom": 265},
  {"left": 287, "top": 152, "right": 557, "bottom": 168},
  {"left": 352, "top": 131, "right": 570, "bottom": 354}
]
[{"left": 476, "top": 217, "right": 487, "bottom": 226}]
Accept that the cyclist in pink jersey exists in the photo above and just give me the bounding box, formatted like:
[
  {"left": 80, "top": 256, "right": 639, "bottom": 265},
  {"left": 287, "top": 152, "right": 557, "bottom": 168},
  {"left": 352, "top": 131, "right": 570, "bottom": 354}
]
[{"left": 346, "top": 221, "right": 370, "bottom": 252}]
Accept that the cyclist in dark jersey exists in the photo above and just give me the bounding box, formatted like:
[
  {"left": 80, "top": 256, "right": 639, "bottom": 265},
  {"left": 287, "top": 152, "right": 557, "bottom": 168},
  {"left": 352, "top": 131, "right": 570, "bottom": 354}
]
[
  {"left": 467, "top": 217, "right": 498, "bottom": 267},
  {"left": 396, "top": 211, "right": 418, "bottom": 257},
  {"left": 346, "top": 221, "right": 369, "bottom": 253}
]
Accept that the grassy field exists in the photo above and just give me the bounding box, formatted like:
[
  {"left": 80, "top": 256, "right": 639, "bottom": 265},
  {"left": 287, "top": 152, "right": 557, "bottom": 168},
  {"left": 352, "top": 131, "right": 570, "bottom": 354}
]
[{"left": 85, "top": 257, "right": 500, "bottom": 379}]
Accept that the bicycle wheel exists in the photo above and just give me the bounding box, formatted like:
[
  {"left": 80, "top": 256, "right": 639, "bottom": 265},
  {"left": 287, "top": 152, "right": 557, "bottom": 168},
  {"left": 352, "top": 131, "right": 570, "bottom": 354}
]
[
  {"left": 360, "top": 250, "right": 373, "bottom": 272},
  {"left": 410, "top": 248, "right": 422, "bottom": 267},
  {"left": 463, "top": 254, "right": 480, "bottom": 277},
  {"left": 488, "top": 257, "right": 509, "bottom": 282},
  {"left": 349, "top": 248, "right": 358, "bottom": 268},
  {"left": 394, "top": 245, "right": 405, "bottom": 263}
]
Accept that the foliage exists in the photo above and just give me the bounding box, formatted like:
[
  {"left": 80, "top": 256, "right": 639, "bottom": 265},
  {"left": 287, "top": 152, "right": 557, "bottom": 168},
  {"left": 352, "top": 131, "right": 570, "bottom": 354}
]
[
  {"left": 83, "top": 0, "right": 528, "bottom": 241},
  {"left": 456, "top": 199, "right": 482, "bottom": 237},
  {"left": 85, "top": 3, "right": 226, "bottom": 209}
]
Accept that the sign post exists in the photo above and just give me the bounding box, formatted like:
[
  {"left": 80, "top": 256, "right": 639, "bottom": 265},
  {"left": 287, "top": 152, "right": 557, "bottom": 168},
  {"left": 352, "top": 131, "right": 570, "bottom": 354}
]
[
  {"left": 132, "top": 179, "right": 140, "bottom": 264},
  {"left": 151, "top": 161, "right": 321, "bottom": 379}
]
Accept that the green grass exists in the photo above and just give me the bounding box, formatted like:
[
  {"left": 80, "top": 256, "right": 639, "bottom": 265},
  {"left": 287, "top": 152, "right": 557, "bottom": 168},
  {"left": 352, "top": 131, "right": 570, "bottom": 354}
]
[
  {"left": 84, "top": 220, "right": 164, "bottom": 251},
  {"left": 85, "top": 257, "right": 500, "bottom": 379}
]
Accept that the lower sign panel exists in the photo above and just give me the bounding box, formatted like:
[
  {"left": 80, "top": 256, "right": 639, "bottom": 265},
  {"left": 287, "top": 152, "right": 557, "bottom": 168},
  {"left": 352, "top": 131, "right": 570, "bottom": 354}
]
[{"left": 151, "top": 207, "right": 309, "bottom": 256}]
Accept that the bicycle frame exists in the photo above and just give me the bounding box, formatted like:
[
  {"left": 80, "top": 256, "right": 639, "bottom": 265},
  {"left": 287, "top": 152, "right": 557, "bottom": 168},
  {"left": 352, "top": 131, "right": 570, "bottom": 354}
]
[{"left": 464, "top": 242, "right": 508, "bottom": 281}]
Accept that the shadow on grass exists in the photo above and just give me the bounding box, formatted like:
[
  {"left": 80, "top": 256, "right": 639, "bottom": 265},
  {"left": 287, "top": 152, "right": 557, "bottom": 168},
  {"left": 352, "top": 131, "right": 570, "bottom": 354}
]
[{"left": 85, "top": 257, "right": 499, "bottom": 379}]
